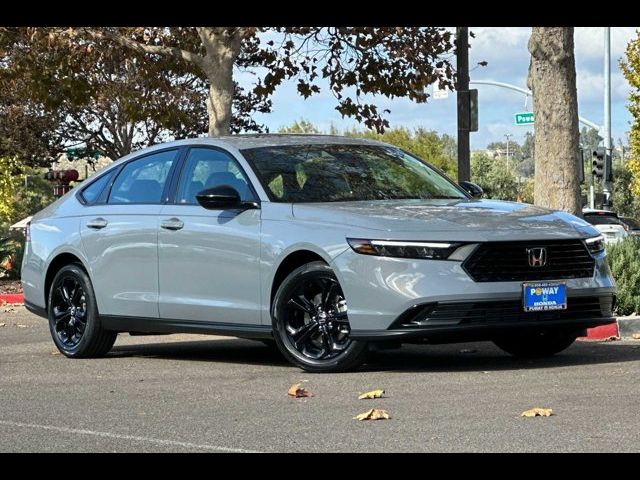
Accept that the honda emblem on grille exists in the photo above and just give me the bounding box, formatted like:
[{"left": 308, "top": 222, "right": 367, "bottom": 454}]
[{"left": 527, "top": 247, "right": 547, "bottom": 267}]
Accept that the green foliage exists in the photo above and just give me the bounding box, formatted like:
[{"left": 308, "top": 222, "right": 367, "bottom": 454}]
[
  {"left": 0, "top": 228, "right": 24, "bottom": 280},
  {"left": 613, "top": 163, "right": 640, "bottom": 219},
  {"left": 0, "top": 157, "right": 21, "bottom": 225},
  {"left": 606, "top": 237, "right": 640, "bottom": 316},
  {"left": 12, "top": 170, "right": 55, "bottom": 222},
  {"left": 620, "top": 31, "right": 640, "bottom": 196},
  {"left": 471, "top": 153, "right": 518, "bottom": 201},
  {"left": 278, "top": 119, "right": 321, "bottom": 134}
]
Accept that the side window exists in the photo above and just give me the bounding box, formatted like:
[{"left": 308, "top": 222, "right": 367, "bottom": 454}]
[
  {"left": 176, "top": 148, "right": 253, "bottom": 204},
  {"left": 80, "top": 171, "right": 113, "bottom": 204},
  {"left": 108, "top": 150, "right": 178, "bottom": 204}
]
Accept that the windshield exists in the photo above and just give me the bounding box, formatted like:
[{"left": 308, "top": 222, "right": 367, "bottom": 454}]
[
  {"left": 584, "top": 214, "right": 622, "bottom": 226},
  {"left": 241, "top": 144, "right": 467, "bottom": 203}
]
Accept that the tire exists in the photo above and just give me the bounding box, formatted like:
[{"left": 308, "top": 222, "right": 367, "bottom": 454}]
[
  {"left": 271, "top": 261, "right": 368, "bottom": 372},
  {"left": 47, "top": 263, "right": 117, "bottom": 358},
  {"left": 493, "top": 331, "right": 578, "bottom": 358}
]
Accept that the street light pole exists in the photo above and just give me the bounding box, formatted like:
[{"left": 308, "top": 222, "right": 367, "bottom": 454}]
[
  {"left": 456, "top": 27, "right": 471, "bottom": 183},
  {"left": 603, "top": 27, "right": 613, "bottom": 208}
]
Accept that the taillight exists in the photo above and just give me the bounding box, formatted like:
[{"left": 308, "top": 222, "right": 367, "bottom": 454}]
[{"left": 25, "top": 223, "right": 31, "bottom": 243}]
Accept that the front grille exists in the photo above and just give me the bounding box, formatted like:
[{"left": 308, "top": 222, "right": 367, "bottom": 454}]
[
  {"left": 462, "top": 240, "right": 595, "bottom": 282},
  {"left": 391, "top": 296, "right": 613, "bottom": 329}
]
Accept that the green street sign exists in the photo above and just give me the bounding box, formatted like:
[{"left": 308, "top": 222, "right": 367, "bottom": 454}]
[{"left": 514, "top": 112, "right": 534, "bottom": 126}]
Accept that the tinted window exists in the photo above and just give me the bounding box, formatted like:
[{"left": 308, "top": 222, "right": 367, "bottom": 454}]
[
  {"left": 108, "top": 150, "right": 177, "bottom": 204},
  {"left": 176, "top": 148, "right": 253, "bottom": 204},
  {"left": 242, "top": 144, "right": 466, "bottom": 203},
  {"left": 81, "top": 171, "right": 113, "bottom": 204},
  {"left": 584, "top": 214, "right": 622, "bottom": 226}
]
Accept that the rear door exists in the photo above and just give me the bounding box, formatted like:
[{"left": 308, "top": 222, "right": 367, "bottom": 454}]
[
  {"left": 80, "top": 148, "right": 180, "bottom": 318},
  {"left": 157, "top": 146, "right": 262, "bottom": 325}
]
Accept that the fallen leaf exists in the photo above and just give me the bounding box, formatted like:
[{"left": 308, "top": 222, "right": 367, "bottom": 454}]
[
  {"left": 0, "top": 323, "right": 5, "bottom": 327},
  {"left": 521, "top": 407, "right": 553, "bottom": 417},
  {"left": 50, "top": 351, "right": 60, "bottom": 356},
  {"left": 288, "top": 383, "right": 313, "bottom": 398},
  {"left": 354, "top": 408, "right": 390, "bottom": 421},
  {"left": 16, "top": 324, "right": 27, "bottom": 328},
  {"left": 632, "top": 333, "right": 640, "bottom": 340},
  {"left": 358, "top": 389, "right": 385, "bottom": 400}
]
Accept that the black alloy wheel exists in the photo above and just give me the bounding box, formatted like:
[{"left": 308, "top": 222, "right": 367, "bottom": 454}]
[
  {"left": 272, "top": 261, "right": 367, "bottom": 372},
  {"left": 48, "top": 264, "right": 117, "bottom": 357}
]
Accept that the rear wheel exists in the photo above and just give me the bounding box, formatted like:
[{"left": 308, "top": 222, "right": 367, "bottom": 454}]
[
  {"left": 48, "top": 264, "right": 117, "bottom": 358},
  {"left": 272, "top": 261, "right": 367, "bottom": 372},
  {"left": 493, "top": 331, "right": 577, "bottom": 358}
]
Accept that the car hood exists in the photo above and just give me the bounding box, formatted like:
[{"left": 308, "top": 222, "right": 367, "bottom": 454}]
[{"left": 292, "top": 199, "right": 600, "bottom": 242}]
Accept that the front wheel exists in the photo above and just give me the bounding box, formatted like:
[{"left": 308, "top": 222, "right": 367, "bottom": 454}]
[
  {"left": 493, "top": 331, "right": 578, "bottom": 358},
  {"left": 48, "top": 264, "right": 117, "bottom": 358},
  {"left": 271, "top": 261, "right": 368, "bottom": 372}
]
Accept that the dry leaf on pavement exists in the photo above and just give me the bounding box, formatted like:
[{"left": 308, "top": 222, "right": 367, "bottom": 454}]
[
  {"left": 358, "top": 389, "right": 385, "bottom": 400},
  {"left": 632, "top": 333, "right": 640, "bottom": 340},
  {"left": 521, "top": 407, "right": 553, "bottom": 417},
  {"left": 50, "top": 351, "right": 60, "bottom": 356},
  {"left": 354, "top": 408, "right": 390, "bottom": 421},
  {"left": 288, "top": 383, "right": 313, "bottom": 398},
  {"left": 16, "top": 324, "right": 27, "bottom": 328},
  {"left": 0, "top": 323, "right": 5, "bottom": 327}
]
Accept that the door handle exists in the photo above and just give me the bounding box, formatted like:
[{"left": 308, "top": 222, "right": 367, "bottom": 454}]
[
  {"left": 87, "top": 218, "right": 108, "bottom": 230},
  {"left": 161, "top": 218, "right": 184, "bottom": 231}
]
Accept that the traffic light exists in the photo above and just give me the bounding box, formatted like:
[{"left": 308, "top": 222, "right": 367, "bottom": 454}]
[{"left": 592, "top": 148, "right": 605, "bottom": 180}]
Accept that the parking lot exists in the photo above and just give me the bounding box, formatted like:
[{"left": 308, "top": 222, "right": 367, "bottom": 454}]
[{"left": 1, "top": 306, "right": 640, "bottom": 452}]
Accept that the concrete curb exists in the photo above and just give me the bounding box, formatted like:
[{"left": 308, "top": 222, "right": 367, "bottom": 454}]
[{"left": 617, "top": 316, "right": 640, "bottom": 337}]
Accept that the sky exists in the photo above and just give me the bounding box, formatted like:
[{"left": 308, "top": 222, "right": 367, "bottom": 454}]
[{"left": 237, "top": 27, "right": 638, "bottom": 150}]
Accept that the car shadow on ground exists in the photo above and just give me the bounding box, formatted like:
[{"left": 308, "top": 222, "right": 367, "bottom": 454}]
[{"left": 109, "top": 336, "right": 640, "bottom": 373}]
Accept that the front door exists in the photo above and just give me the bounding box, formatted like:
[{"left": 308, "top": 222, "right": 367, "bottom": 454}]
[
  {"left": 158, "top": 147, "right": 262, "bottom": 325},
  {"left": 80, "top": 148, "right": 179, "bottom": 318}
]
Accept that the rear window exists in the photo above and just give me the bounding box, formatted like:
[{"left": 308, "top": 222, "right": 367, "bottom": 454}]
[{"left": 583, "top": 214, "right": 622, "bottom": 226}]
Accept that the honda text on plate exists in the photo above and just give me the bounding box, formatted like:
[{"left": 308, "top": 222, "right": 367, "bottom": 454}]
[{"left": 22, "top": 135, "right": 616, "bottom": 372}]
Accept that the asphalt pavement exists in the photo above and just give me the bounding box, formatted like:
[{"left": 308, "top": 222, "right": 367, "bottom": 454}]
[{"left": 1, "top": 306, "right": 640, "bottom": 452}]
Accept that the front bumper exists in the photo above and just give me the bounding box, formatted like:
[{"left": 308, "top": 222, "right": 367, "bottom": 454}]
[{"left": 331, "top": 248, "right": 616, "bottom": 340}]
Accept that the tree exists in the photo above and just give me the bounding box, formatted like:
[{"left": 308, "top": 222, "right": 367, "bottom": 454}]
[
  {"left": 528, "top": 27, "right": 581, "bottom": 215},
  {"left": 580, "top": 126, "right": 603, "bottom": 154},
  {"left": 0, "top": 28, "right": 262, "bottom": 161},
  {"left": 278, "top": 119, "right": 321, "bottom": 134},
  {"left": 486, "top": 141, "right": 523, "bottom": 161},
  {"left": 471, "top": 152, "right": 518, "bottom": 201},
  {"left": 519, "top": 131, "right": 535, "bottom": 178},
  {"left": 46, "top": 27, "right": 455, "bottom": 137},
  {"left": 621, "top": 30, "right": 640, "bottom": 196},
  {"left": 0, "top": 157, "right": 21, "bottom": 225}
]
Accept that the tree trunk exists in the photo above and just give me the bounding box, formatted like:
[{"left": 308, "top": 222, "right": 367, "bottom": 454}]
[
  {"left": 528, "top": 27, "right": 581, "bottom": 215},
  {"left": 200, "top": 31, "right": 241, "bottom": 136}
]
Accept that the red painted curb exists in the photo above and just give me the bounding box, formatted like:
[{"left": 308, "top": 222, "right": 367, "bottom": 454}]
[
  {"left": 578, "top": 321, "right": 620, "bottom": 341},
  {"left": 0, "top": 293, "right": 24, "bottom": 304}
]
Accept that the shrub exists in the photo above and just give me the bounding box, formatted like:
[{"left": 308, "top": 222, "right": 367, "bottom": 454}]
[
  {"left": 606, "top": 237, "right": 640, "bottom": 316},
  {"left": 0, "top": 228, "right": 25, "bottom": 280}
]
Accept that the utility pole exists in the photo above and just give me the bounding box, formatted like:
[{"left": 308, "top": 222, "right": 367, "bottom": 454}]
[
  {"left": 456, "top": 27, "right": 470, "bottom": 183},
  {"left": 603, "top": 27, "right": 613, "bottom": 209}
]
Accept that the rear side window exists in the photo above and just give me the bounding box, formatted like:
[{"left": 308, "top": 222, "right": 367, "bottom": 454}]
[
  {"left": 108, "top": 149, "right": 178, "bottom": 204},
  {"left": 80, "top": 172, "right": 113, "bottom": 204}
]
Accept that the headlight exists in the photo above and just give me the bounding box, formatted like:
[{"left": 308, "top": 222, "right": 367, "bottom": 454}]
[
  {"left": 585, "top": 235, "right": 605, "bottom": 254},
  {"left": 346, "top": 238, "right": 462, "bottom": 260}
]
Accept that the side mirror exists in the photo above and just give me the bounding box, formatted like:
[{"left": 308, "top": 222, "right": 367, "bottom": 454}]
[
  {"left": 459, "top": 181, "right": 484, "bottom": 199},
  {"left": 196, "top": 185, "right": 242, "bottom": 210}
]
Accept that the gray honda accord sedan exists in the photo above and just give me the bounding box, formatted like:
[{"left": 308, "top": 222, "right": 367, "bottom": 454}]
[{"left": 22, "top": 135, "right": 616, "bottom": 372}]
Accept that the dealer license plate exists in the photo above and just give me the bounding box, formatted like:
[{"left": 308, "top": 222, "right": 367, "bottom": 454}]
[{"left": 523, "top": 282, "right": 567, "bottom": 312}]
